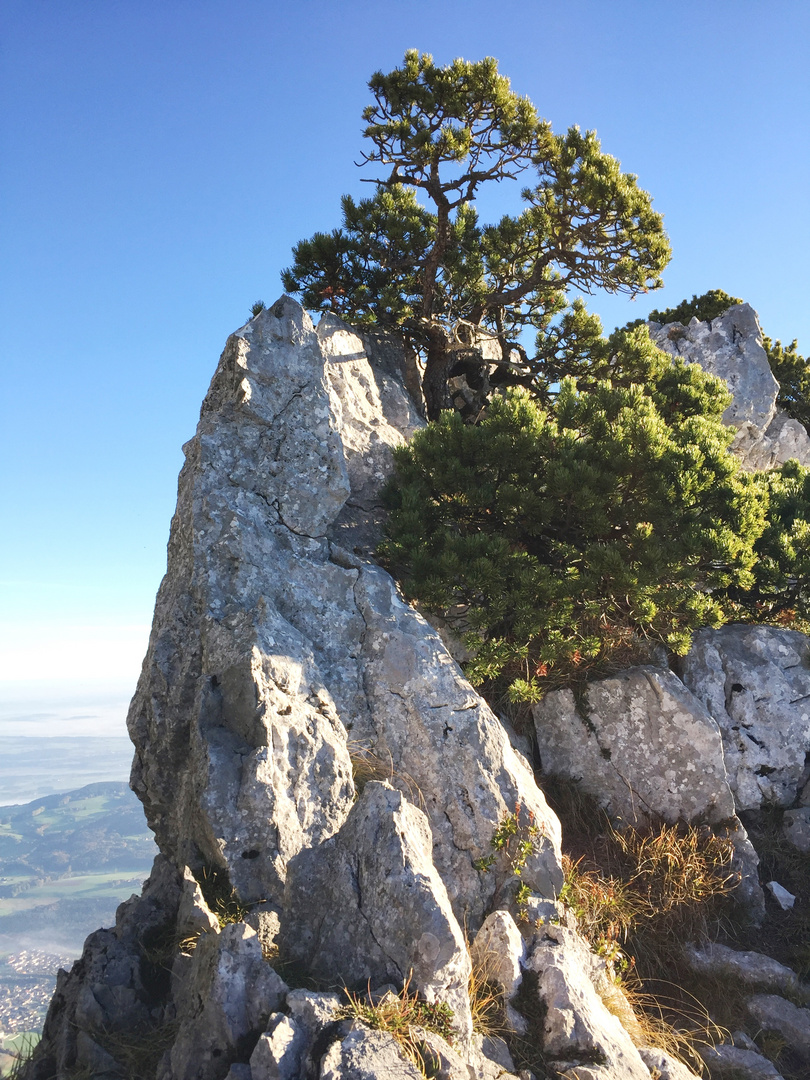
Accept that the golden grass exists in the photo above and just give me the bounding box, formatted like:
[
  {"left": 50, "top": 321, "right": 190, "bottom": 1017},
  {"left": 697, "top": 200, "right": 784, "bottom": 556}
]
[{"left": 338, "top": 978, "right": 454, "bottom": 1077}]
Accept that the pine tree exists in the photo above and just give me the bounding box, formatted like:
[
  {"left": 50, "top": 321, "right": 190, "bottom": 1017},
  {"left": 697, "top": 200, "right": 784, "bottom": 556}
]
[{"left": 282, "top": 51, "right": 670, "bottom": 418}]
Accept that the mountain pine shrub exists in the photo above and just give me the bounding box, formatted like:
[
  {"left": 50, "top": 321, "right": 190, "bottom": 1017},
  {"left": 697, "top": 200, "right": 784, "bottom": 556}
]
[
  {"left": 380, "top": 328, "right": 766, "bottom": 700},
  {"left": 726, "top": 459, "right": 810, "bottom": 627}
]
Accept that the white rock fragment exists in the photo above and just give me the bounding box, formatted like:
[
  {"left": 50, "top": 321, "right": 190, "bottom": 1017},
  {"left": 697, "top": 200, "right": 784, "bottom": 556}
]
[{"left": 766, "top": 880, "right": 796, "bottom": 910}]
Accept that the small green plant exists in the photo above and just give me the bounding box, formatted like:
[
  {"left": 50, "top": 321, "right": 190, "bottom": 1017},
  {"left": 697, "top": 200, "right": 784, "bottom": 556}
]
[
  {"left": 250, "top": 299, "right": 266, "bottom": 317},
  {"left": 474, "top": 803, "right": 545, "bottom": 920},
  {"left": 726, "top": 460, "right": 810, "bottom": 628},
  {"left": 339, "top": 979, "right": 454, "bottom": 1076}
]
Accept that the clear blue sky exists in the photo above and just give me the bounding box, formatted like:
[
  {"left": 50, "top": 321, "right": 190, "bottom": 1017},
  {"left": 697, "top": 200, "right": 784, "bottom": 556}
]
[{"left": 1, "top": 0, "right": 808, "bottom": 733}]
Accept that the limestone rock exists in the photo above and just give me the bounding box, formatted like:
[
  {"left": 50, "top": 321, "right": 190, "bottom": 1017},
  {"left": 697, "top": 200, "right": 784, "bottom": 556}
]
[
  {"left": 738, "top": 409, "right": 810, "bottom": 472},
  {"left": 747, "top": 994, "right": 810, "bottom": 1060},
  {"left": 680, "top": 625, "right": 810, "bottom": 810},
  {"left": 27, "top": 300, "right": 574, "bottom": 1080},
  {"left": 698, "top": 1042, "right": 786, "bottom": 1079},
  {"left": 470, "top": 909, "right": 525, "bottom": 1000},
  {"left": 766, "top": 880, "right": 796, "bottom": 910},
  {"left": 284, "top": 990, "right": 344, "bottom": 1079},
  {"left": 522, "top": 923, "right": 652, "bottom": 1079},
  {"left": 280, "top": 781, "right": 472, "bottom": 1037},
  {"left": 25, "top": 855, "right": 184, "bottom": 1080},
  {"left": 637, "top": 1047, "right": 702, "bottom": 1080},
  {"left": 470, "top": 1034, "right": 519, "bottom": 1079},
  {"left": 319, "top": 1025, "right": 425, "bottom": 1079},
  {"left": 470, "top": 910, "right": 527, "bottom": 1032},
  {"left": 127, "top": 297, "right": 562, "bottom": 929},
  {"left": 250, "top": 1013, "right": 306, "bottom": 1080},
  {"left": 532, "top": 666, "right": 735, "bottom": 825},
  {"left": 650, "top": 304, "right": 777, "bottom": 432},
  {"left": 176, "top": 863, "right": 219, "bottom": 938},
  {"left": 782, "top": 807, "right": 810, "bottom": 853},
  {"left": 683, "top": 942, "right": 804, "bottom": 998},
  {"left": 649, "top": 303, "right": 810, "bottom": 470},
  {"left": 165, "top": 922, "right": 288, "bottom": 1080}
]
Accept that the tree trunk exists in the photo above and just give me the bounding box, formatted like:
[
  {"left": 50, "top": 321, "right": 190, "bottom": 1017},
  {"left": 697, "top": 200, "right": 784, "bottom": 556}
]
[{"left": 422, "top": 328, "right": 453, "bottom": 421}]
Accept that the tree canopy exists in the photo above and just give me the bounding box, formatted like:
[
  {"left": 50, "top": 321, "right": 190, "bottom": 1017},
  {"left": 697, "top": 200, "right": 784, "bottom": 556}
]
[
  {"left": 380, "top": 328, "right": 765, "bottom": 699},
  {"left": 283, "top": 51, "right": 671, "bottom": 418}
]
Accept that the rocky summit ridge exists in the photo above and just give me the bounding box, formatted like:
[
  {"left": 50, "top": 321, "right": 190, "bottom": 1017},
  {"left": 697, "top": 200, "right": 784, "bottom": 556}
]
[{"left": 24, "top": 299, "right": 810, "bottom": 1080}]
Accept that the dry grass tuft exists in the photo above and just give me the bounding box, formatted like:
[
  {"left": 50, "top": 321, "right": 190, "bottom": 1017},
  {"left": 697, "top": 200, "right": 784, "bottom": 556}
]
[
  {"left": 197, "top": 865, "right": 250, "bottom": 928},
  {"left": 348, "top": 742, "right": 428, "bottom": 812},
  {"left": 466, "top": 939, "right": 510, "bottom": 1040},
  {"left": 338, "top": 979, "right": 454, "bottom": 1077}
]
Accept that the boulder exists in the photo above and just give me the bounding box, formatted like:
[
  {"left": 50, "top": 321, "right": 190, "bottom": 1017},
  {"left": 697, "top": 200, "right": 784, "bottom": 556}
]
[
  {"left": 698, "top": 1042, "right": 786, "bottom": 1079},
  {"left": 782, "top": 807, "right": 810, "bottom": 853},
  {"left": 649, "top": 303, "right": 810, "bottom": 471},
  {"left": 532, "top": 666, "right": 735, "bottom": 826},
  {"left": 680, "top": 625, "right": 810, "bottom": 810},
  {"left": 249, "top": 1013, "right": 306, "bottom": 1080},
  {"left": 470, "top": 909, "right": 527, "bottom": 1032},
  {"left": 683, "top": 942, "right": 804, "bottom": 998},
  {"left": 25, "top": 855, "right": 184, "bottom": 1080},
  {"left": 638, "top": 1047, "right": 702, "bottom": 1080},
  {"left": 532, "top": 664, "right": 764, "bottom": 916},
  {"left": 747, "top": 994, "right": 810, "bottom": 1061},
  {"left": 319, "top": 1025, "right": 424, "bottom": 1080},
  {"left": 280, "top": 781, "right": 472, "bottom": 1038}
]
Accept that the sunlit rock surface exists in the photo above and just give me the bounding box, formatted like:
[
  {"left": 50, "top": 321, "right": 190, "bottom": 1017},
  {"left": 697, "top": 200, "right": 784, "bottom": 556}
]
[{"left": 650, "top": 302, "right": 810, "bottom": 470}]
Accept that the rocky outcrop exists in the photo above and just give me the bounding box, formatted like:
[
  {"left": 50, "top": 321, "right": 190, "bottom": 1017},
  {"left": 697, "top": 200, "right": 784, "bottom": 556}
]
[
  {"left": 649, "top": 303, "right": 810, "bottom": 470},
  {"left": 280, "top": 781, "right": 473, "bottom": 1036},
  {"left": 126, "top": 299, "right": 562, "bottom": 933},
  {"left": 522, "top": 924, "right": 662, "bottom": 1079},
  {"left": 30, "top": 296, "right": 810, "bottom": 1080},
  {"left": 680, "top": 625, "right": 810, "bottom": 811},
  {"left": 27, "top": 300, "right": 578, "bottom": 1080}
]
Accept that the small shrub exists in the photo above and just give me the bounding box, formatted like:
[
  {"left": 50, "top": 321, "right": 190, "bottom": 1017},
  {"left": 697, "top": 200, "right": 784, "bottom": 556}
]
[
  {"left": 765, "top": 335, "right": 810, "bottom": 429},
  {"left": 728, "top": 460, "right": 810, "bottom": 627},
  {"left": 474, "top": 803, "right": 545, "bottom": 921},
  {"left": 250, "top": 299, "right": 266, "bottom": 317},
  {"left": 646, "top": 289, "right": 743, "bottom": 327}
]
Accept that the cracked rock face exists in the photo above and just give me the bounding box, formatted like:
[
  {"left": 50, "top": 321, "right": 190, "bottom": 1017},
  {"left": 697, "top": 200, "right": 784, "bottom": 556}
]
[
  {"left": 280, "top": 781, "right": 473, "bottom": 1037},
  {"left": 127, "top": 297, "right": 562, "bottom": 929},
  {"left": 532, "top": 666, "right": 736, "bottom": 826},
  {"left": 649, "top": 303, "right": 810, "bottom": 471},
  {"left": 28, "top": 299, "right": 572, "bottom": 1080},
  {"left": 681, "top": 626, "right": 810, "bottom": 810},
  {"left": 532, "top": 664, "right": 765, "bottom": 917},
  {"left": 524, "top": 924, "right": 655, "bottom": 1079}
]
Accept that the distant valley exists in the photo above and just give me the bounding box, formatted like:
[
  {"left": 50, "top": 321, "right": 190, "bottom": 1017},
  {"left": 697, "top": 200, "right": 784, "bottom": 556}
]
[{"left": 0, "top": 781, "right": 156, "bottom": 1050}]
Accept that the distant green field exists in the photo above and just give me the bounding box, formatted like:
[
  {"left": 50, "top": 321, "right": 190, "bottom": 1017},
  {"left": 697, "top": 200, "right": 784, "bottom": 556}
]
[
  {"left": 0, "top": 871, "right": 147, "bottom": 918},
  {"left": 0, "top": 781, "right": 156, "bottom": 956}
]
